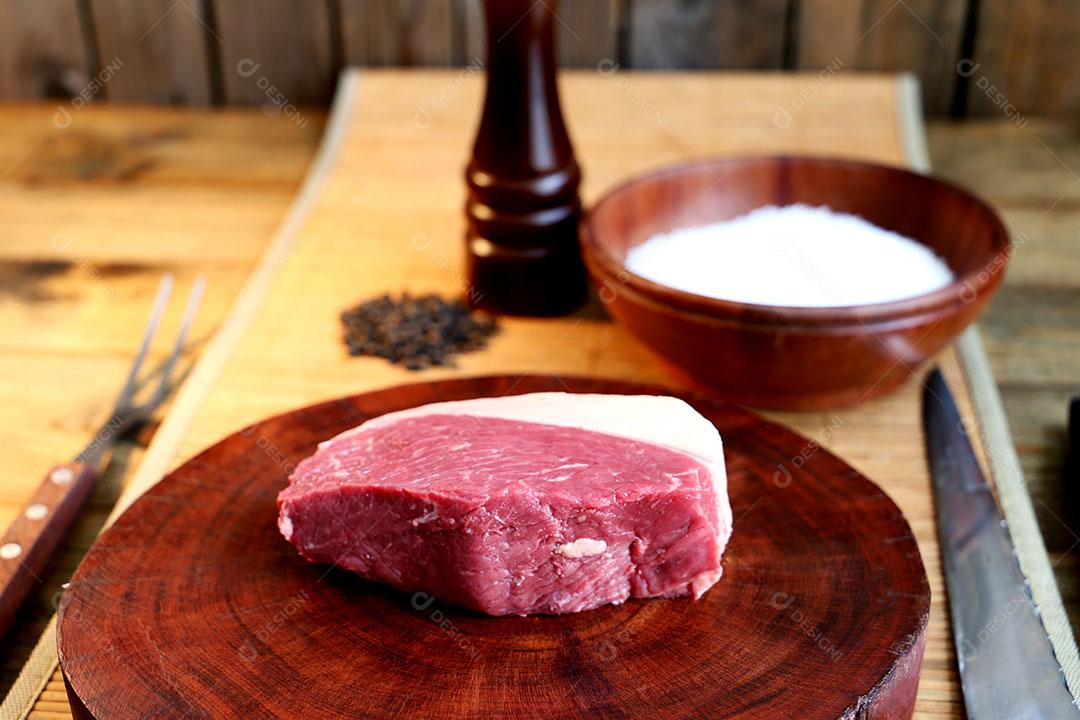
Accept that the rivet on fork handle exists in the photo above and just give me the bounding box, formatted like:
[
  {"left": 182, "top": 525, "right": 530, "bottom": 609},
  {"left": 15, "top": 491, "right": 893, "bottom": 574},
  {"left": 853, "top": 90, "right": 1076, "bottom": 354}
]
[{"left": 0, "top": 462, "right": 97, "bottom": 638}]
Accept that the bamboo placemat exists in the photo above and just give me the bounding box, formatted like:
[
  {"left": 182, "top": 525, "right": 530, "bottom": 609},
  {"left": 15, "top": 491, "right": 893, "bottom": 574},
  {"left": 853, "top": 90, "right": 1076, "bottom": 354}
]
[{"left": 5, "top": 69, "right": 1075, "bottom": 719}]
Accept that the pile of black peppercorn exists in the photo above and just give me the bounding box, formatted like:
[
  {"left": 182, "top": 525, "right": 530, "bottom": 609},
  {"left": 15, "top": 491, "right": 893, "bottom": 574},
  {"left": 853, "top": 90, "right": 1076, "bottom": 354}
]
[{"left": 341, "top": 293, "right": 498, "bottom": 370}]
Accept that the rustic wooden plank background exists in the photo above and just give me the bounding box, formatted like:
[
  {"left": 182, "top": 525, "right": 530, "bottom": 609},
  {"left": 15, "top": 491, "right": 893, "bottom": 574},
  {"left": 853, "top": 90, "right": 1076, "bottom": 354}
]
[
  {"left": 0, "top": 0, "right": 1075, "bottom": 117},
  {"left": 0, "top": 0, "right": 94, "bottom": 101},
  {"left": 214, "top": 0, "right": 339, "bottom": 105},
  {"left": 340, "top": 0, "right": 454, "bottom": 66},
  {"left": 796, "top": 0, "right": 969, "bottom": 116},
  {"left": 627, "top": 0, "right": 789, "bottom": 69},
  {"left": 87, "top": 0, "right": 214, "bottom": 106}
]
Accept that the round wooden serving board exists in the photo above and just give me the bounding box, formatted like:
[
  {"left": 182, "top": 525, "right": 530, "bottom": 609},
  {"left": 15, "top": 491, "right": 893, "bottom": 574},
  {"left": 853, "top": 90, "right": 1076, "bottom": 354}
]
[{"left": 58, "top": 376, "right": 930, "bottom": 719}]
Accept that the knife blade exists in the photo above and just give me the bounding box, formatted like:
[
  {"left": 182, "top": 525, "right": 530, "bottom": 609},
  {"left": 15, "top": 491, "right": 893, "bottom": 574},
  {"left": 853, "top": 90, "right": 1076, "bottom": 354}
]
[{"left": 924, "top": 368, "right": 1078, "bottom": 719}]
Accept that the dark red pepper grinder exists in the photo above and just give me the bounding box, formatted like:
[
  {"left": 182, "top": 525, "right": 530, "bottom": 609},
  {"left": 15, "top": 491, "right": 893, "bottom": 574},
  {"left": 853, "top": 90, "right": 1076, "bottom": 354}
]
[{"left": 464, "top": 0, "right": 586, "bottom": 316}]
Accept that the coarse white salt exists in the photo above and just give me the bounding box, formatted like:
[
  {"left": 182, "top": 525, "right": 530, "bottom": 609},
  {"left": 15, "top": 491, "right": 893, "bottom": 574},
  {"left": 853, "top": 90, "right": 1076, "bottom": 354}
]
[{"left": 624, "top": 204, "right": 955, "bottom": 308}]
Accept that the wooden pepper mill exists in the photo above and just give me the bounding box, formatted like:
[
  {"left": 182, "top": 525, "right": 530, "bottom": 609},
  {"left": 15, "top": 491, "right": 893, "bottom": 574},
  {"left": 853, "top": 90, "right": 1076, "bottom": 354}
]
[{"left": 464, "top": 0, "right": 586, "bottom": 316}]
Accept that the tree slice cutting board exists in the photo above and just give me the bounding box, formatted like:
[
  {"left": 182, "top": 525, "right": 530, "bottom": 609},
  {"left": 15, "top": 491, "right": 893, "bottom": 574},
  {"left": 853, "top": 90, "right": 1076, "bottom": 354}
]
[{"left": 57, "top": 376, "right": 929, "bottom": 719}]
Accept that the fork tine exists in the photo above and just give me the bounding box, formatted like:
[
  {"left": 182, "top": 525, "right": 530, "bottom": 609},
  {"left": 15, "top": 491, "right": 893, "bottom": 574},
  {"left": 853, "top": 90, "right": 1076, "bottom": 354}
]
[
  {"left": 115, "top": 273, "right": 174, "bottom": 408},
  {"left": 148, "top": 274, "right": 206, "bottom": 406}
]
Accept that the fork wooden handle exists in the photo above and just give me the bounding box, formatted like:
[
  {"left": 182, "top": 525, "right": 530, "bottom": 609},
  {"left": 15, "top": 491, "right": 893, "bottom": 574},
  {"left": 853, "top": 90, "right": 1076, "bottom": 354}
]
[{"left": 0, "top": 462, "right": 97, "bottom": 639}]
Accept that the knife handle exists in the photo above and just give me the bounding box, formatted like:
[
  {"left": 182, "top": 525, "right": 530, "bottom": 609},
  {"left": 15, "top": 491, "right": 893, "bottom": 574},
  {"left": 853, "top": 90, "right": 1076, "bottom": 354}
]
[{"left": 0, "top": 462, "right": 98, "bottom": 639}]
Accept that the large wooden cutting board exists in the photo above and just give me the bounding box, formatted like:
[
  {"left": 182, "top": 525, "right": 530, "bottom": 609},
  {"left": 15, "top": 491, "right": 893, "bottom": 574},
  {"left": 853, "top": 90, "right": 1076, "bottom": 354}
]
[{"left": 58, "top": 376, "right": 929, "bottom": 719}]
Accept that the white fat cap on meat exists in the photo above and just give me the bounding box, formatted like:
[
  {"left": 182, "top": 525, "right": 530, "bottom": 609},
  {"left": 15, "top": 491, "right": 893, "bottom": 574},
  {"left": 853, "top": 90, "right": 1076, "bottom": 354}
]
[{"left": 326, "top": 392, "right": 730, "bottom": 531}]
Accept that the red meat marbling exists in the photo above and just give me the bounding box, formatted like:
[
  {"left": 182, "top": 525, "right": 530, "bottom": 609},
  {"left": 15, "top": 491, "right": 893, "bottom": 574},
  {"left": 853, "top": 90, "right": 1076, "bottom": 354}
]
[{"left": 278, "top": 392, "right": 731, "bottom": 615}]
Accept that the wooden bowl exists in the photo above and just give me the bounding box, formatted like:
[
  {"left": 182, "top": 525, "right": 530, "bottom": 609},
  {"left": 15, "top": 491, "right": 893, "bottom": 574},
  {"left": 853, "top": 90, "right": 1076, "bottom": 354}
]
[{"left": 580, "top": 156, "right": 1010, "bottom": 409}]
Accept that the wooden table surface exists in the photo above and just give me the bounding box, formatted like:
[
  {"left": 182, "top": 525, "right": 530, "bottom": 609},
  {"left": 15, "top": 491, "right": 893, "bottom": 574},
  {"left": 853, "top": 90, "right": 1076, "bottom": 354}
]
[
  {"left": 0, "top": 104, "right": 324, "bottom": 716},
  {"left": 0, "top": 71, "right": 1077, "bottom": 718}
]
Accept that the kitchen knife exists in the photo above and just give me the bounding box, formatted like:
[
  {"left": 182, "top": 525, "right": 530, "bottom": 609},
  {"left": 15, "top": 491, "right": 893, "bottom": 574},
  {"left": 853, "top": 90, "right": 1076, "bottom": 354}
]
[{"left": 924, "top": 368, "right": 1078, "bottom": 719}]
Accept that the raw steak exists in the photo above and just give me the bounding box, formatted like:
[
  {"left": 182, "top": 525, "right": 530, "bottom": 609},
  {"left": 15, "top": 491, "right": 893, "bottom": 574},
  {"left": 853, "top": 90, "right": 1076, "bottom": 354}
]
[{"left": 277, "top": 392, "right": 731, "bottom": 615}]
